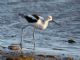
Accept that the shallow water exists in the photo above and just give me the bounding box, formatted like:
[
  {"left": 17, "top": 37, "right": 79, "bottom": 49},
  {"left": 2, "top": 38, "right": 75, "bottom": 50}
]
[{"left": 0, "top": 0, "right": 80, "bottom": 59}]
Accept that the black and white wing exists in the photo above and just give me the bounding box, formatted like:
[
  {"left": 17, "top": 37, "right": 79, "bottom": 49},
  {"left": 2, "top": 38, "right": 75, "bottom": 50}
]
[{"left": 19, "top": 13, "right": 39, "bottom": 23}]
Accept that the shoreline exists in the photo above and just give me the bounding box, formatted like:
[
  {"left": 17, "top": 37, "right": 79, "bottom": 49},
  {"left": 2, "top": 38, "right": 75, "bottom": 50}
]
[{"left": 0, "top": 48, "right": 80, "bottom": 60}]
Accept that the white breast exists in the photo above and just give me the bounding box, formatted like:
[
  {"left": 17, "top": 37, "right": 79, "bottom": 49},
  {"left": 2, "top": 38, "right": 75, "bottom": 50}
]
[{"left": 35, "top": 19, "right": 44, "bottom": 30}]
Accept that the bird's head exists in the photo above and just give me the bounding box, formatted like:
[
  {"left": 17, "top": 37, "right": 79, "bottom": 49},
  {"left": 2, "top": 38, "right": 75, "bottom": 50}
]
[
  {"left": 48, "top": 16, "right": 61, "bottom": 26},
  {"left": 48, "top": 16, "right": 53, "bottom": 21}
]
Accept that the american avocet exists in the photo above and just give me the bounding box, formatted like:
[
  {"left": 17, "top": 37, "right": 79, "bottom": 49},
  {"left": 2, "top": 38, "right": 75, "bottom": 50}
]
[
  {"left": 18, "top": 13, "right": 61, "bottom": 39},
  {"left": 19, "top": 13, "right": 60, "bottom": 51}
]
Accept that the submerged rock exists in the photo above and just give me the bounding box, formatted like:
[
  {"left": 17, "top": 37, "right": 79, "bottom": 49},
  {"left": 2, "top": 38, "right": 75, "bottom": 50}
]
[
  {"left": 8, "top": 44, "right": 20, "bottom": 50},
  {"left": 68, "top": 39, "right": 76, "bottom": 44},
  {"left": 63, "top": 57, "right": 74, "bottom": 60}
]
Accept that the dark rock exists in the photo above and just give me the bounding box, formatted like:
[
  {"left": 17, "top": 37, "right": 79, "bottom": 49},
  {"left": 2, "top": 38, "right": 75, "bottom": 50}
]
[
  {"left": 36, "top": 55, "right": 45, "bottom": 60},
  {"left": 8, "top": 44, "right": 20, "bottom": 50},
  {"left": 63, "top": 57, "right": 74, "bottom": 60},
  {"left": 46, "top": 55, "right": 57, "bottom": 60},
  {"left": 68, "top": 39, "right": 76, "bottom": 44}
]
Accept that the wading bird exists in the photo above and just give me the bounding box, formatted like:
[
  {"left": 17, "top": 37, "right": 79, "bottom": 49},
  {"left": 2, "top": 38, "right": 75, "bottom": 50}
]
[{"left": 19, "top": 13, "right": 60, "bottom": 51}]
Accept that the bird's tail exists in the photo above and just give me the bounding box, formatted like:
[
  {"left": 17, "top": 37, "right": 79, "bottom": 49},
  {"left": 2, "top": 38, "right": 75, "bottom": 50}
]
[
  {"left": 18, "top": 13, "right": 25, "bottom": 18},
  {"left": 18, "top": 13, "right": 28, "bottom": 24}
]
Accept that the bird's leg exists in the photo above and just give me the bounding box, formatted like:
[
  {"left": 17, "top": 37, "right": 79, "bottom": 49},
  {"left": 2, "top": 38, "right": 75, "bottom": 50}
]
[
  {"left": 33, "top": 27, "right": 35, "bottom": 60},
  {"left": 20, "top": 28, "right": 23, "bottom": 55},
  {"left": 20, "top": 26, "right": 27, "bottom": 55},
  {"left": 20, "top": 25, "right": 30, "bottom": 56},
  {"left": 33, "top": 27, "right": 35, "bottom": 50}
]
